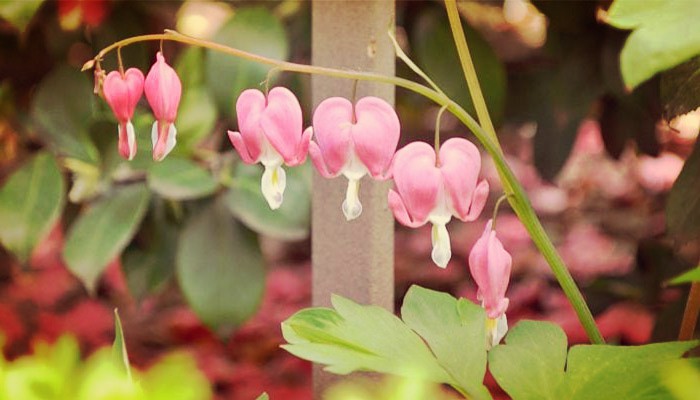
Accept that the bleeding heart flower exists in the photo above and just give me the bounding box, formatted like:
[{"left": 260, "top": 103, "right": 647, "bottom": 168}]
[
  {"left": 388, "top": 138, "right": 489, "bottom": 268},
  {"left": 308, "top": 96, "right": 400, "bottom": 220},
  {"left": 145, "top": 52, "right": 182, "bottom": 161},
  {"left": 102, "top": 68, "right": 144, "bottom": 160},
  {"left": 228, "top": 87, "right": 311, "bottom": 209},
  {"left": 469, "top": 219, "right": 512, "bottom": 348}
]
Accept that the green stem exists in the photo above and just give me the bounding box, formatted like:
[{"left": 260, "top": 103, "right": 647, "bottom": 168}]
[
  {"left": 443, "top": 0, "right": 603, "bottom": 344},
  {"left": 444, "top": 0, "right": 499, "bottom": 148},
  {"left": 87, "top": 29, "right": 603, "bottom": 344}
]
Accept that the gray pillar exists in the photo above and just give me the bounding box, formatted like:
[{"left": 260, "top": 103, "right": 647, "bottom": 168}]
[{"left": 311, "top": 0, "right": 395, "bottom": 396}]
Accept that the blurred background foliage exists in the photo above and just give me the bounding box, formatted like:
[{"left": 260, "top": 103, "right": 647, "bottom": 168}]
[{"left": 0, "top": 0, "right": 698, "bottom": 398}]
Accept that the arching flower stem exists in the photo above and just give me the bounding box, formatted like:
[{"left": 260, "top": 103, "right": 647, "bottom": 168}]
[
  {"left": 84, "top": 27, "right": 604, "bottom": 345},
  {"left": 434, "top": 105, "right": 448, "bottom": 165}
]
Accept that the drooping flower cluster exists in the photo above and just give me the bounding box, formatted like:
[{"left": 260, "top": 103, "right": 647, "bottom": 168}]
[
  {"left": 100, "top": 52, "right": 182, "bottom": 161},
  {"left": 96, "top": 61, "right": 513, "bottom": 345}
]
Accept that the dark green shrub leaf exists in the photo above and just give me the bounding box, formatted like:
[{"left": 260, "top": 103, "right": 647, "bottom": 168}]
[
  {"left": 661, "top": 57, "right": 700, "bottom": 121},
  {"left": 176, "top": 199, "right": 265, "bottom": 333},
  {"left": 666, "top": 138, "right": 700, "bottom": 241},
  {"left": 225, "top": 162, "right": 311, "bottom": 241},
  {"left": 0, "top": 152, "right": 64, "bottom": 263},
  {"left": 147, "top": 157, "right": 218, "bottom": 201},
  {"left": 63, "top": 184, "right": 150, "bottom": 292},
  {"left": 206, "top": 7, "right": 288, "bottom": 114},
  {"left": 30, "top": 65, "right": 98, "bottom": 163}
]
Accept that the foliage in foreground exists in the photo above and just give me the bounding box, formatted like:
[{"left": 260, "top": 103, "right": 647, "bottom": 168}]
[{"left": 283, "top": 286, "right": 700, "bottom": 399}]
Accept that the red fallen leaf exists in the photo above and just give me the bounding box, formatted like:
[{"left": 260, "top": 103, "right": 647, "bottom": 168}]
[
  {"left": 595, "top": 303, "right": 654, "bottom": 344},
  {"left": 0, "top": 303, "right": 25, "bottom": 348},
  {"left": 165, "top": 307, "right": 217, "bottom": 344},
  {"left": 7, "top": 267, "right": 79, "bottom": 308},
  {"left": 59, "top": 300, "right": 113, "bottom": 349},
  {"left": 101, "top": 259, "right": 130, "bottom": 297},
  {"left": 35, "top": 311, "right": 63, "bottom": 343},
  {"left": 58, "top": 0, "right": 109, "bottom": 30}
]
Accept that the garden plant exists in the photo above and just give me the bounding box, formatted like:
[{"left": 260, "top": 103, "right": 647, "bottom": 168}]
[{"left": 0, "top": 0, "right": 699, "bottom": 398}]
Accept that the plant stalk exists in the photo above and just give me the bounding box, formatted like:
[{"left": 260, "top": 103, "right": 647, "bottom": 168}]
[
  {"left": 679, "top": 282, "right": 700, "bottom": 341},
  {"left": 444, "top": 0, "right": 604, "bottom": 344},
  {"left": 87, "top": 29, "right": 604, "bottom": 344}
]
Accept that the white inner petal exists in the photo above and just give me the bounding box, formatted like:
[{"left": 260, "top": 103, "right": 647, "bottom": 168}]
[
  {"left": 259, "top": 138, "right": 286, "bottom": 210},
  {"left": 342, "top": 178, "right": 363, "bottom": 221},
  {"left": 486, "top": 314, "right": 508, "bottom": 350},
  {"left": 430, "top": 222, "right": 451, "bottom": 268},
  {"left": 261, "top": 164, "right": 286, "bottom": 210},
  {"left": 125, "top": 121, "right": 136, "bottom": 160},
  {"left": 150, "top": 122, "right": 177, "bottom": 160}
]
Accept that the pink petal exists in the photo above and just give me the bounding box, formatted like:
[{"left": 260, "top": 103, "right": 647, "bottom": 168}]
[
  {"left": 227, "top": 130, "right": 256, "bottom": 164},
  {"left": 311, "top": 97, "right": 353, "bottom": 176},
  {"left": 308, "top": 140, "right": 335, "bottom": 178},
  {"left": 288, "top": 127, "right": 313, "bottom": 167},
  {"left": 260, "top": 87, "right": 304, "bottom": 165},
  {"left": 468, "top": 220, "right": 512, "bottom": 319},
  {"left": 103, "top": 68, "right": 144, "bottom": 122},
  {"left": 145, "top": 52, "right": 182, "bottom": 122},
  {"left": 235, "top": 89, "right": 266, "bottom": 162},
  {"left": 390, "top": 142, "right": 441, "bottom": 226},
  {"left": 465, "top": 179, "right": 489, "bottom": 221},
  {"left": 388, "top": 189, "right": 424, "bottom": 228},
  {"left": 351, "top": 97, "right": 400, "bottom": 179},
  {"left": 439, "top": 138, "right": 484, "bottom": 221}
]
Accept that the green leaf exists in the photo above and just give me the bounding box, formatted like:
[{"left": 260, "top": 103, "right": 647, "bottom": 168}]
[
  {"left": 0, "top": 0, "right": 43, "bottom": 32},
  {"left": 400, "top": 286, "right": 491, "bottom": 400},
  {"left": 669, "top": 266, "right": 700, "bottom": 285},
  {"left": 489, "top": 320, "right": 698, "bottom": 400},
  {"left": 112, "top": 309, "right": 131, "bottom": 380},
  {"left": 661, "top": 56, "right": 700, "bottom": 121},
  {"left": 667, "top": 138, "right": 700, "bottom": 241},
  {"left": 489, "top": 321, "right": 567, "bottom": 400},
  {"left": 255, "top": 394, "right": 269, "bottom": 400},
  {"left": 605, "top": 0, "right": 700, "bottom": 89},
  {"left": 206, "top": 7, "right": 288, "bottom": 114},
  {"left": 122, "top": 211, "right": 177, "bottom": 300},
  {"left": 176, "top": 199, "right": 265, "bottom": 333},
  {"left": 147, "top": 157, "right": 218, "bottom": 201},
  {"left": 140, "top": 353, "right": 213, "bottom": 400},
  {"left": 283, "top": 295, "right": 450, "bottom": 382},
  {"left": 30, "top": 65, "right": 98, "bottom": 163},
  {"left": 172, "top": 87, "right": 217, "bottom": 154},
  {"left": 63, "top": 184, "right": 150, "bottom": 293},
  {"left": 412, "top": 8, "right": 506, "bottom": 124},
  {"left": 225, "top": 162, "right": 311, "bottom": 241},
  {"left": 0, "top": 152, "right": 64, "bottom": 263}
]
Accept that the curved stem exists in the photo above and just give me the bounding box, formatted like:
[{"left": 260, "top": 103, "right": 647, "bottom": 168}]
[
  {"left": 434, "top": 104, "right": 448, "bottom": 161},
  {"left": 388, "top": 28, "right": 445, "bottom": 95},
  {"left": 443, "top": 0, "right": 602, "bottom": 344},
  {"left": 86, "top": 28, "right": 603, "bottom": 344}
]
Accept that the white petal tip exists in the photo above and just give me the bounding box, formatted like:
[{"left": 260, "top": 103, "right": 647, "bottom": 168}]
[
  {"left": 431, "top": 247, "right": 450, "bottom": 268},
  {"left": 261, "top": 165, "right": 286, "bottom": 210},
  {"left": 342, "top": 200, "right": 363, "bottom": 221}
]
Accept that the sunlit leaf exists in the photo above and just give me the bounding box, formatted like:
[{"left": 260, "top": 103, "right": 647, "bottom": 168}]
[
  {"left": 63, "top": 184, "right": 150, "bottom": 293},
  {"left": 0, "top": 0, "right": 43, "bottom": 32},
  {"left": 283, "top": 287, "right": 491, "bottom": 397},
  {"left": 112, "top": 309, "right": 131, "bottom": 380},
  {"left": 206, "top": 7, "right": 288, "bottom": 115},
  {"left": 489, "top": 320, "right": 698, "bottom": 399},
  {"left": 0, "top": 152, "right": 64, "bottom": 263},
  {"left": 176, "top": 199, "right": 265, "bottom": 333},
  {"left": 225, "top": 162, "right": 311, "bottom": 241},
  {"left": 604, "top": 0, "right": 700, "bottom": 89},
  {"left": 668, "top": 267, "right": 700, "bottom": 285}
]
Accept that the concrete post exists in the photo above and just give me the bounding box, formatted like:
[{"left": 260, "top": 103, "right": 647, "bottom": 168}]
[{"left": 311, "top": 0, "right": 395, "bottom": 396}]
